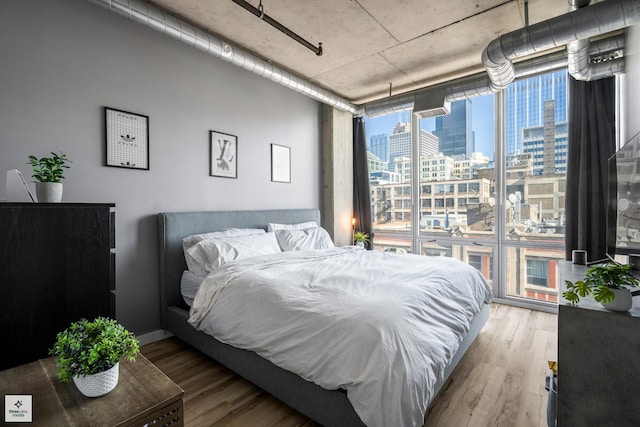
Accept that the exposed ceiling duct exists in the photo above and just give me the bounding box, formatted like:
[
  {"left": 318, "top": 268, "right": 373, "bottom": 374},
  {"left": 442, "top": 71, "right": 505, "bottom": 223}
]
[
  {"left": 363, "top": 36, "right": 619, "bottom": 118},
  {"left": 567, "top": 0, "right": 595, "bottom": 81},
  {"left": 567, "top": 0, "right": 625, "bottom": 81},
  {"left": 482, "top": 0, "right": 640, "bottom": 90},
  {"left": 87, "top": 0, "right": 357, "bottom": 114}
]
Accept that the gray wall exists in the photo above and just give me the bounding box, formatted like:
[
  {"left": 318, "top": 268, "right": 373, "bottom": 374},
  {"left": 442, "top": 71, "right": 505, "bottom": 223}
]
[{"left": 0, "top": 0, "right": 322, "bottom": 335}]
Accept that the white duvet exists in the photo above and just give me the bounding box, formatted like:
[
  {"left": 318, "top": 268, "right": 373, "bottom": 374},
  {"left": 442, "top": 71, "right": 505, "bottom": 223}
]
[{"left": 189, "top": 247, "right": 492, "bottom": 427}]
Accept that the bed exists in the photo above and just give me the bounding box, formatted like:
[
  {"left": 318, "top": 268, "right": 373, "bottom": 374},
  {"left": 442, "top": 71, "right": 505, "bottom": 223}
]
[{"left": 158, "top": 208, "right": 491, "bottom": 427}]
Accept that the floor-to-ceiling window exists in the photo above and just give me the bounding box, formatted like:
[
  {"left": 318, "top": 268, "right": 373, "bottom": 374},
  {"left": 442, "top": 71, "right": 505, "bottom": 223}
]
[
  {"left": 416, "top": 96, "right": 497, "bottom": 292},
  {"left": 502, "top": 69, "right": 567, "bottom": 304},
  {"left": 367, "top": 111, "right": 413, "bottom": 254},
  {"left": 364, "top": 69, "right": 568, "bottom": 308}
]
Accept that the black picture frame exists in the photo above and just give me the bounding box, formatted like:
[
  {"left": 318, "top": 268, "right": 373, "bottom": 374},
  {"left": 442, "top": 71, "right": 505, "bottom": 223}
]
[
  {"left": 104, "top": 107, "right": 149, "bottom": 170},
  {"left": 210, "top": 130, "right": 238, "bottom": 179},
  {"left": 271, "top": 143, "right": 291, "bottom": 183}
]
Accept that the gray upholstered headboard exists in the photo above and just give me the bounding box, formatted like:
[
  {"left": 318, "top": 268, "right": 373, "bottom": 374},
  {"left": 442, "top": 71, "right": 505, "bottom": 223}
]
[{"left": 157, "top": 209, "right": 321, "bottom": 329}]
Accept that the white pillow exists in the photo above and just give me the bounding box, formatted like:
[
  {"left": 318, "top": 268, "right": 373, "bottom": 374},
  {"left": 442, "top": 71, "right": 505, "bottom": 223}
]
[
  {"left": 275, "top": 227, "right": 334, "bottom": 251},
  {"left": 268, "top": 221, "right": 318, "bottom": 232},
  {"left": 180, "top": 270, "right": 205, "bottom": 306},
  {"left": 182, "top": 228, "right": 265, "bottom": 252},
  {"left": 185, "top": 232, "right": 281, "bottom": 275}
]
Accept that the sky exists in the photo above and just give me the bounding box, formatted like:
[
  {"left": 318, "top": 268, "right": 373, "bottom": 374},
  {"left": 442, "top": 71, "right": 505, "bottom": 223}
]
[{"left": 363, "top": 94, "right": 496, "bottom": 160}]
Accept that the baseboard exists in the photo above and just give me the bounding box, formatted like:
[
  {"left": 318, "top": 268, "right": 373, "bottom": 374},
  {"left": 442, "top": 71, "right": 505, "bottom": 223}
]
[{"left": 136, "top": 329, "right": 174, "bottom": 346}]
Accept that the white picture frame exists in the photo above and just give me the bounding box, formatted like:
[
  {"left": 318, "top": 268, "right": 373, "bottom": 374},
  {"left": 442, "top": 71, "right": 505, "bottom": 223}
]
[{"left": 271, "top": 144, "right": 291, "bottom": 183}]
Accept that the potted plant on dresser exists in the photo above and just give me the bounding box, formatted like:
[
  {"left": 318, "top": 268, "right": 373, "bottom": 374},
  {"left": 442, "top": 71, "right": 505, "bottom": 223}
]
[
  {"left": 563, "top": 262, "right": 640, "bottom": 312},
  {"left": 49, "top": 317, "right": 139, "bottom": 397},
  {"left": 27, "top": 150, "right": 71, "bottom": 202},
  {"left": 353, "top": 231, "right": 370, "bottom": 248}
]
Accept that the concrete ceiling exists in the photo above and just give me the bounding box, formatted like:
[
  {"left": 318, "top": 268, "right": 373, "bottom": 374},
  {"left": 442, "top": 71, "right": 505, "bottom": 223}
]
[{"left": 149, "top": 0, "right": 574, "bottom": 105}]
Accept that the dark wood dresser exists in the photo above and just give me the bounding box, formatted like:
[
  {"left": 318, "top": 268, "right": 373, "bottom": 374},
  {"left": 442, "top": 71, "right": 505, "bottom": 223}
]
[{"left": 0, "top": 203, "right": 116, "bottom": 371}]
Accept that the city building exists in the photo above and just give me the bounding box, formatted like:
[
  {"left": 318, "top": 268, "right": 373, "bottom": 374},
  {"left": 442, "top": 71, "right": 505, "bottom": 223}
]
[
  {"left": 453, "top": 152, "right": 491, "bottom": 179},
  {"left": 521, "top": 99, "right": 569, "bottom": 175},
  {"left": 522, "top": 122, "right": 569, "bottom": 175},
  {"left": 368, "top": 152, "right": 401, "bottom": 185},
  {"left": 505, "top": 69, "right": 568, "bottom": 156},
  {"left": 393, "top": 153, "right": 455, "bottom": 183},
  {"left": 433, "top": 99, "right": 474, "bottom": 157},
  {"left": 367, "top": 151, "right": 388, "bottom": 173},
  {"left": 370, "top": 177, "right": 493, "bottom": 226},
  {"left": 388, "top": 122, "right": 439, "bottom": 168},
  {"left": 421, "top": 153, "right": 455, "bottom": 181},
  {"left": 369, "top": 133, "right": 389, "bottom": 162},
  {"left": 389, "top": 152, "right": 490, "bottom": 183}
]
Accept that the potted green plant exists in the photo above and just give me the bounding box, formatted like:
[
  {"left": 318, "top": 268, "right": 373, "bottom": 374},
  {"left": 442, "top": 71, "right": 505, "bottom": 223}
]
[
  {"left": 49, "top": 317, "right": 139, "bottom": 397},
  {"left": 353, "top": 231, "right": 370, "bottom": 248},
  {"left": 562, "top": 262, "right": 639, "bottom": 312},
  {"left": 27, "top": 150, "right": 71, "bottom": 203}
]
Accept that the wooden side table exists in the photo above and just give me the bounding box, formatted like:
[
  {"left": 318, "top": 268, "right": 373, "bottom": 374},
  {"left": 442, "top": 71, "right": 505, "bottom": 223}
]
[{"left": 1, "top": 354, "right": 184, "bottom": 426}]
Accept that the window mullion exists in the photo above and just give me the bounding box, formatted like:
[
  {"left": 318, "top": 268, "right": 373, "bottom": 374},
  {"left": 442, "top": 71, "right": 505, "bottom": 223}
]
[
  {"left": 495, "top": 89, "right": 506, "bottom": 300},
  {"left": 411, "top": 112, "right": 420, "bottom": 254}
]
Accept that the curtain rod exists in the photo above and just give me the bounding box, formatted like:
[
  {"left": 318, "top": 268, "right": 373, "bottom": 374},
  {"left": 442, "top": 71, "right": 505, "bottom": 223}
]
[{"left": 230, "top": 0, "right": 323, "bottom": 56}]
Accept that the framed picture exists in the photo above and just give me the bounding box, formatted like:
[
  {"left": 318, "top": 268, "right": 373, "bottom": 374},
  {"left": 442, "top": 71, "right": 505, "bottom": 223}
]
[
  {"left": 104, "top": 107, "right": 149, "bottom": 170},
  {"left": 271, "top": 144, "right": 291, "bottom": 183},
  {"left": 210, "top": 131, "right": 237, "bottom": 179}
]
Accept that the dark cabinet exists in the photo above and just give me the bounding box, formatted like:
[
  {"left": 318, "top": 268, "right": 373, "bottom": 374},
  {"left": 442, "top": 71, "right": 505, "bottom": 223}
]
[
  {"left": 0, "top": 203, "right": 115, "bottom": 371},
  {"left": 558, "top": 261, "right": 640, "bottom": 426}
]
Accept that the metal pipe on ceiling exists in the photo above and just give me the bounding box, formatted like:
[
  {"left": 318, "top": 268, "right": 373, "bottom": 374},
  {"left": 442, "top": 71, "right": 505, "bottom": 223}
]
[
  {"left": 230, "top": 0, "right": 323, "bottom": 56},
  {"left": 87, "top": 0, "right": 355, "bottom": 114},
  {"left": 566, "top": 0, "right": 593, "bottom": 81},
  {"left": 567, "top": 0, "right": 626, "bottom": 81},
  {"left": 482, "top": 0, "right": 640, "bottom": 90},
  {"left": 363, "top": 34, "right": 625, "bottom": 118}
]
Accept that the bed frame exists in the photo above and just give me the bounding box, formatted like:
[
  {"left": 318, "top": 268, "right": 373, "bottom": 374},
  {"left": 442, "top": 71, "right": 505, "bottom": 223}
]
[{"left": 158, "top": 209, "right": 490, "bottom": 426}]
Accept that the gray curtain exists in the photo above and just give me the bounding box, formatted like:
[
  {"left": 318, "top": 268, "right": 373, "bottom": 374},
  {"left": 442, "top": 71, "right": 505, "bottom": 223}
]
[
  {"left": 353, "top": 117, "right": 372, "bottom": 248},
  {"left": 565, "top": 76, "right": 616, "bottom": 262}
]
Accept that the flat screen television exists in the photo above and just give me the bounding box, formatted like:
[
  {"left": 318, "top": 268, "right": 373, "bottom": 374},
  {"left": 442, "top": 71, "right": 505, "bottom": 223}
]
[{"left": 607, "top": 131, "right": 640, "bottom": 257}]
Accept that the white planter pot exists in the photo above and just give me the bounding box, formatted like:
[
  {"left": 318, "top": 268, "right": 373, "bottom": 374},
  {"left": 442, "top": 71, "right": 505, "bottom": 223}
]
[
  {"left": 72, "top": 362, "right": 119, "bottom": 397},
  {"left": 602, "top": 288, "right": 633, "bottom": 312},
  {"left": 35, "top": 182, "right": 63, "bottom": 203}
]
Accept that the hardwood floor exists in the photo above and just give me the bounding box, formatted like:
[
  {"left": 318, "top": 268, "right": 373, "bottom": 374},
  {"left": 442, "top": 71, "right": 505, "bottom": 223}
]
[
  {"left": 423, "top": 304, "right": 557, "bottom": 427},
  {"left": 141, "top": 303, "right": 557, "bottom": 427}
]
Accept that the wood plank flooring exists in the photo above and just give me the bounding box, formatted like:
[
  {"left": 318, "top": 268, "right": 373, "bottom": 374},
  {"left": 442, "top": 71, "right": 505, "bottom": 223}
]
[{"left": 141, "top": 303, "right": 557, "bottom": 427}]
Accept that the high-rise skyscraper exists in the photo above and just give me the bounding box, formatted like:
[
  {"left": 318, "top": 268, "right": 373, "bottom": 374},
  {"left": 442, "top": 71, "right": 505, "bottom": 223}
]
[
  {"left": 387, "top": 122, "right": 438, "bottom": 167},
  {"left": 433, "top": 99, "right": 474, "bottom": 157},
  {"left": 505, "top": 69, "right": 567, "bottom": 156},
  {"left": 522, "top": 101, "right": 569, "bottom": 176},
  {"left": 369, "top": 133, "right": 389, "bottom": 162}
]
